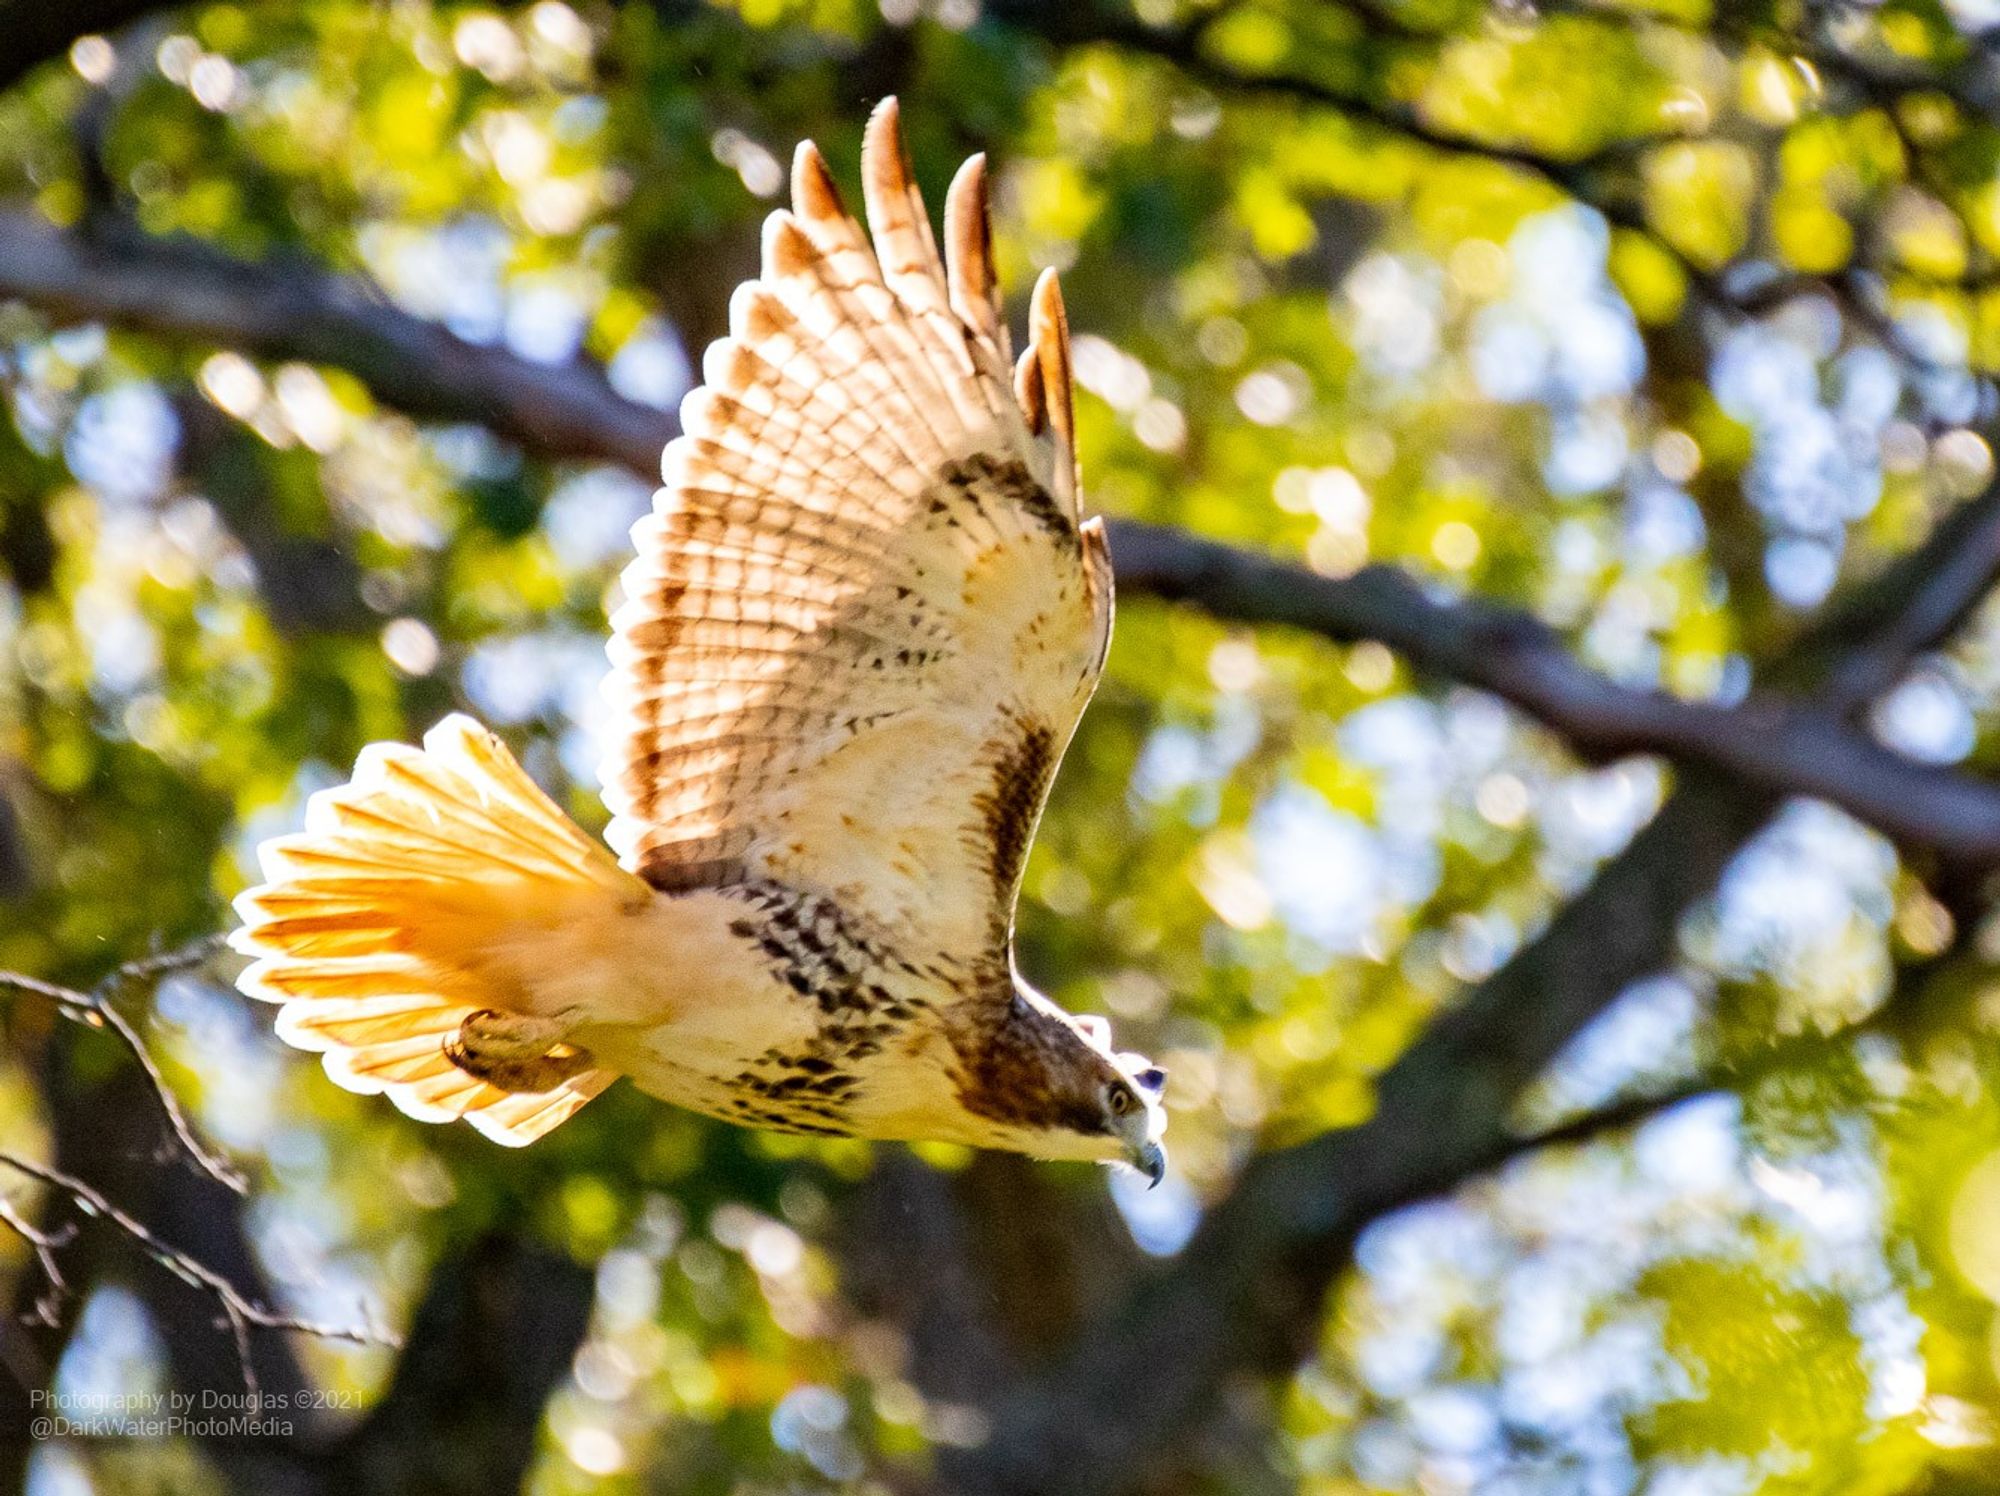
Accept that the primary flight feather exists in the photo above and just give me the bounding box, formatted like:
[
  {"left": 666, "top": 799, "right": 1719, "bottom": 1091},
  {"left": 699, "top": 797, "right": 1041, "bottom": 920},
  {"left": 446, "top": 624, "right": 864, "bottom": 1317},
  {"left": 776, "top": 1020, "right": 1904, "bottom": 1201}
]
[{"left": 230, "top": 99, "right": 1166, "bottom": 1182}]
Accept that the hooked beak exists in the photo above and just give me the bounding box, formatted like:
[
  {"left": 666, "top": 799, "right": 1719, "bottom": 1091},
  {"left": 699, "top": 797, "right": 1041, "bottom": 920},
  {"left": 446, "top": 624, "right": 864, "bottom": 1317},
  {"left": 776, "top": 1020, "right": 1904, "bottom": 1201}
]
[{"left": 1133, "top": 1140, "right": 1167, "bottom": 1189}]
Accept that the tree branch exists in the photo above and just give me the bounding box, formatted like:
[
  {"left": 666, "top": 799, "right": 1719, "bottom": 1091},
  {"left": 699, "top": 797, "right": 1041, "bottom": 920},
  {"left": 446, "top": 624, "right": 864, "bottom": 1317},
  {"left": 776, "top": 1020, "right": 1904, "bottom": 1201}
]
[
  {"left": 983, "top": 0, "right": 2000, "bottom": 391},
  {"left": 0, "top": 213, "right": 673, "bottom": 473},
  {"left": 0, "top": 940, "right": 396, "bottom": 1440},
  {"left": 4, "top": 213, "right": 2000, "bottom": 867},
  {"left": 948, "top": 472, "right": 2000, "bottom": 1496},
  {"left": 333, "top": 1234, "right": 595, "bottom": 1496},
  {"left": 984, "top": 0, "right": 1677, "bottom": 192},
  {"left": 0, "top": 935, "right": 243, "bottom": 1195},
  {"left": 0, "top": 1192, "right": 72, "bottom": 1330},
  {"left": 0, "top": 1152, "right": 395, "bottom": 1402},
  {"left": 1110, "top": 518, "right": 2000, "bottom": 866}
]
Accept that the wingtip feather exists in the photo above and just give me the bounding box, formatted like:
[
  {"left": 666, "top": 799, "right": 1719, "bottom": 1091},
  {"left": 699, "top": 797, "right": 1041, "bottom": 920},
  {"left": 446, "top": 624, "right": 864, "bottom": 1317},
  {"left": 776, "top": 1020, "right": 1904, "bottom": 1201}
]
[
  {"left": 1013, "top": 343, "right": 1047, "bottom": 436},
  {"left": 860, "top": 94, "right": 943, "bottom": 279},
  {"left": 1030, "top": 267, "right": 1079, "bottom": 509},
  {"left": 945, "top": 152, "right": 1006, "bottom": 356},
  {"left": 761, "top": 209, "right": 817, "bottom": 281},
  {"left": 866, "top": 95, "right": 903, "bottom": 156},
  {"left": 861, "top": 96, "right": 908, "bottom": 214},
  {"left": 1030, "top": 268, "right": 1075, "bottom": 446},
  {"left": 791, "top": 140, "right": 845, "bottom": 223}
]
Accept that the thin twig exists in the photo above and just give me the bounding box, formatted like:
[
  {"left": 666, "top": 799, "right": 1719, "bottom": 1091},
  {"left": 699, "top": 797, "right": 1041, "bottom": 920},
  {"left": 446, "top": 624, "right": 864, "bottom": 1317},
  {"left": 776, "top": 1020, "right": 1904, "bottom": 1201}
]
[
  {"left": 0, "top": 1150, "right": 398, "bottom": 1399},
  {"left": 105, "top": 933, "right": 231, "bottom": 988},
  {"left": 1504, "top": 1019, "right": 1876, "bottom": 1164},
  {"left": 0, "top": 936, "right": 246, "bottom": 1194},
  {"left": 0, "top": 1190, "right": 73, "bottom": 1328}
]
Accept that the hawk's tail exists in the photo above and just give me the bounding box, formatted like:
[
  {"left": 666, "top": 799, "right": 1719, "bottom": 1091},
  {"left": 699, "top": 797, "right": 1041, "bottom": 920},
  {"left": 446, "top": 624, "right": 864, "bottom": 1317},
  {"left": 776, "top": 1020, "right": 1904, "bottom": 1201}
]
[{"left": 230, "top": 715, "right": 638, "bottom": 1146}]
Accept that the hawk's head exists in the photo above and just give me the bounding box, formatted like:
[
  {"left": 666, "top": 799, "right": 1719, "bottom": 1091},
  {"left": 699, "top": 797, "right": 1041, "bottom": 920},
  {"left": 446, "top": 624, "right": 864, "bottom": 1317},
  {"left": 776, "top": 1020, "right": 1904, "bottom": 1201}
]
[
  {"left": 957, "top": 986, "right": 1168, "bottom": 1183},
  {"left": 1068, "top": 1011, "right": 1170, "bottom": 1187}
]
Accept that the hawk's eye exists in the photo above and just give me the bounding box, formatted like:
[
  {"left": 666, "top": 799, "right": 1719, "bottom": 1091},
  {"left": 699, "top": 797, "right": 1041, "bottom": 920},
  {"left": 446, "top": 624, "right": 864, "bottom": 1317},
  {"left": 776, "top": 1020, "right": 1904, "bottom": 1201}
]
[{"left": 1106, "top": 1084, "right": 1133, "bottom": 1116}]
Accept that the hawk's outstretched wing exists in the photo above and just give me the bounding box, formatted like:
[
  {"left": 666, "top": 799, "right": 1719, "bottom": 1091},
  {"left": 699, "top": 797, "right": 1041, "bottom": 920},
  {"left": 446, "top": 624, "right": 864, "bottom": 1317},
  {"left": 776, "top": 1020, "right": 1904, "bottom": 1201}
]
[{"left": 600, "top": 100, "right": 1112, "bottom": 960}]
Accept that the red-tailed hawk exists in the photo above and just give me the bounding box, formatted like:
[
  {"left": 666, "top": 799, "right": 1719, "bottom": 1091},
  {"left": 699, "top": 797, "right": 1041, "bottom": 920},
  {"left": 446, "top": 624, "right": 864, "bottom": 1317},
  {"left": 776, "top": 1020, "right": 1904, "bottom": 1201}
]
[{"left": 230, "top": 100, "right": 1167, "bottom": 1183}]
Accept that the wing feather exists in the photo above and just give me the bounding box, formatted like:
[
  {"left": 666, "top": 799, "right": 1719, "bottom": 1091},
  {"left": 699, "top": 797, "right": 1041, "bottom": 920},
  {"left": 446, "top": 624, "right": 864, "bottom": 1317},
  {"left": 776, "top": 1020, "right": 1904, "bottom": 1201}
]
[
  {"left": 602, "top": 98, "right": 1112, "bottom": 956},
  {"left": 945, "top": 153, "right": 1009, "bottom": 363}
]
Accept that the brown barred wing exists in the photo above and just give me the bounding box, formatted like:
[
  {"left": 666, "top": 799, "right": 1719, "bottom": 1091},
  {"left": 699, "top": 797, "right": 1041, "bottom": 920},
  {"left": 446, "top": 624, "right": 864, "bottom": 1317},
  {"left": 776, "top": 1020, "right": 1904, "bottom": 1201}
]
[{"left": 600, "top": 99, "right": 1112, "bottom": 962}]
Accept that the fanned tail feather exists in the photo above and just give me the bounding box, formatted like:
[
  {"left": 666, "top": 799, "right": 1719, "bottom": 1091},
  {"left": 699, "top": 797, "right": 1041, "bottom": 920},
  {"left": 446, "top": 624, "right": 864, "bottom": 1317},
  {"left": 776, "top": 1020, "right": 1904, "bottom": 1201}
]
[{"left": 232, "top": 715, "right": 639, "bottom": 1146}]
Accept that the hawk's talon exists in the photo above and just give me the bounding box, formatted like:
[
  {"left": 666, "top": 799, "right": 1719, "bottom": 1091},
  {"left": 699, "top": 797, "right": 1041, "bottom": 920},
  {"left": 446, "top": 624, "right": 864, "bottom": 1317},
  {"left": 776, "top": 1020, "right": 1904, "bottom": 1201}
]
[{"left": 448, "top": 1010, "right": 595, "bottom": 1093}]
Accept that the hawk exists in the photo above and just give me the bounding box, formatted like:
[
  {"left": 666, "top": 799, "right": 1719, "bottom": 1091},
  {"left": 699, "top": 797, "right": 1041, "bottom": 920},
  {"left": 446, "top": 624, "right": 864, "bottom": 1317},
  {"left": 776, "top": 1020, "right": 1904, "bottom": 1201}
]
[{"left": 230, "top": 100, "right": 1168, "bottom": 1184}]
